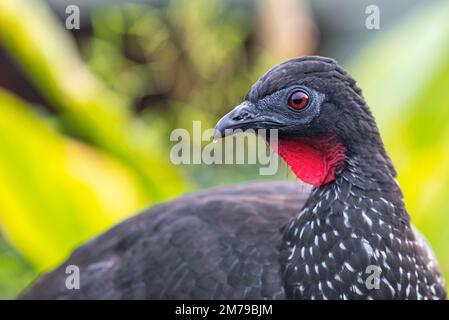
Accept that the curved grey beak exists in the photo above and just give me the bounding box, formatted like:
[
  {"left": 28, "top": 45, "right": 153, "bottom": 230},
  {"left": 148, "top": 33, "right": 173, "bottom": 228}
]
[{"left": 213, "top": 102, "right": 259, "bottom": 140}]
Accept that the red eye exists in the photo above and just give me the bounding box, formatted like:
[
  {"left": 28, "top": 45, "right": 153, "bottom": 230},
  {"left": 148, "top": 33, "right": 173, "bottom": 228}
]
[{"left": 288, "top": 91, "right": 309, "bottom": 110}]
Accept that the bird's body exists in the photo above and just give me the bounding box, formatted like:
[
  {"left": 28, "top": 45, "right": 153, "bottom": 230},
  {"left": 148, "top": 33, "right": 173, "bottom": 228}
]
[
  {"left": 22, "top": 56, "right": 446, "bottom": 299},
  {"left": 22, "top": 182, "right": 306, "bottom": 299}
]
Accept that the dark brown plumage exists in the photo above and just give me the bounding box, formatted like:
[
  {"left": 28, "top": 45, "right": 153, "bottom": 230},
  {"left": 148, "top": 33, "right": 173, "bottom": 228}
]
[
  {"left": 22, "top": 56, "right": 446, "bottom": 300},
  {"left": 21, "top": 182, "right": 309, "bottom": 299}
]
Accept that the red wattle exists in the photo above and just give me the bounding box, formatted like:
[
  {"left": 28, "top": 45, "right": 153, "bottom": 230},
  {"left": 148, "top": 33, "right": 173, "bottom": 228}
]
[{"left": 275, "top": 136, "right": 346, "bottom": 187}]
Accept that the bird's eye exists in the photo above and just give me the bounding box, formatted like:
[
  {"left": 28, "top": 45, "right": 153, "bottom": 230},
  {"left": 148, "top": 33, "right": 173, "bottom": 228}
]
[{"left": 288, "top": 90, "right": 309, "bottom": 110}]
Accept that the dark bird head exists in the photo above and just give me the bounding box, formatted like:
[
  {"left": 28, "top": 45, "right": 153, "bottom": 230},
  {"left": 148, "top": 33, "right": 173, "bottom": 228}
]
[{"left": 215, "top": 56, "right": 395, "bottom": 187}]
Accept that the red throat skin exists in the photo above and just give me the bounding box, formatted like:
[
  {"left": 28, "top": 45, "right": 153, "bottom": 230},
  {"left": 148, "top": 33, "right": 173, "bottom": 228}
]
[{"left": 275, "top": 136, "right": 347, "bottom": 187}]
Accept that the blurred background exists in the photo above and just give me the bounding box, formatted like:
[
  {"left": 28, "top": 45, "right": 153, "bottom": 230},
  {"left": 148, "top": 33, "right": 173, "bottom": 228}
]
[{"left": 0, "top": 0, "right": 448, "bottom": 298}]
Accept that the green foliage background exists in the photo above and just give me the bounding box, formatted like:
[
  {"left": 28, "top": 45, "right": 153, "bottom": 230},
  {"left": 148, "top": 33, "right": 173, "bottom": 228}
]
[{"left": 0, "top": 0, "right": 447, "bottom": 298}]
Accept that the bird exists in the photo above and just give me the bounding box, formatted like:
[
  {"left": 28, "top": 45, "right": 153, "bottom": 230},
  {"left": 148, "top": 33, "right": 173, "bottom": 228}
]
[{"left": 21, "top": 56, "right": 446, "bottom": 300}]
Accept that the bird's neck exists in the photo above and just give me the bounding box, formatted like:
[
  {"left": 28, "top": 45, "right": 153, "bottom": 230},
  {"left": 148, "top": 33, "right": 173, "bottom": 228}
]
[
  {"left": 279, "top": 152, "right": 410, "bottom": 299},
  {"left": 283, "top": 152, "right": 408, "bottom": 245}
]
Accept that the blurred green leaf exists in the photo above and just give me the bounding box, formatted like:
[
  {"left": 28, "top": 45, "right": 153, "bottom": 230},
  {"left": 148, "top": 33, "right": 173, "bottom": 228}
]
[
  {"left": 0, "top": 0, "right": 189, "bottom": 201},
  {"left": 0, "top": 235, "right": 35, "bottom": 299},
  {"left": 0, "top": 89, "right": 148, "bottom": 270}
]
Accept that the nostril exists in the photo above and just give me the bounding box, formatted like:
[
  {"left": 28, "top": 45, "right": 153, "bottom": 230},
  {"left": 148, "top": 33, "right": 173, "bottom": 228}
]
[{"left": 232, "top": 112, "right": 251, "bottom": 121}]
